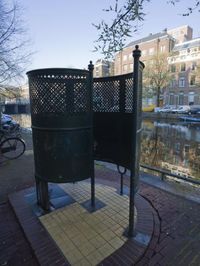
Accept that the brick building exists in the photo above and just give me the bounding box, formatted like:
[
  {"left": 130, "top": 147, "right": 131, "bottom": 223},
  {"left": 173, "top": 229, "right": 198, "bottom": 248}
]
[
  {"left": 93, "top": 59, "right": 114, "bottom": 78},
  {"left": 114, "top": 30, "right": 175, "bottom": 76},
  {"left": 113, "top": 25, "right": 200, "bottom": 106},
  {"left": 166, "top": 38, "right": 200, "bottom": 106},
  {"left": 167, "top": 25, "right": 193, "bottom": 44}
]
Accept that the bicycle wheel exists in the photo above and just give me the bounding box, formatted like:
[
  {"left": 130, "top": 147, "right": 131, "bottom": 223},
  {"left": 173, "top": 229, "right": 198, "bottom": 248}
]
[{"left": 0, "top": 137, "right": 26, "bottom": 160}]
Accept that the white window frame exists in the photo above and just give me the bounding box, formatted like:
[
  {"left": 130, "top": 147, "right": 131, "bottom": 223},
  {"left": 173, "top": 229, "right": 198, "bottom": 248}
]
[
  {"left": 149, "top": 48, "right": 155, "bottom": 55},
  {"left": 179, "top": 77, "right": 185, "bottom": 87},
  {"left": 123, "top": 55, "right": 127, "bottom": 61},
  {"left": 123, "top": 64, "right": 128, "bottom": 72},
  {"left": 160, "top": 45, "right": 166, "bottom": 52}
]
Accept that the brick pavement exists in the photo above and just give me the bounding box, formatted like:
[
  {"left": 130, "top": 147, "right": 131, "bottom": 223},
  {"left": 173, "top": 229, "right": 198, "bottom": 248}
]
[
  {"left": 139, "top": 183, "right": 200, "bottom": 266},
  {"left": 0, "top": 202, "right": 38, "bottom": 266},
  {"left": 0, "top": 132, "right": 35, "bottom": 203},
  {"left": 1, "top": 141, "right": 200, "bottom": 266},
  {"left": 96, "top": 167, "right": 200, "bottom": 265}
]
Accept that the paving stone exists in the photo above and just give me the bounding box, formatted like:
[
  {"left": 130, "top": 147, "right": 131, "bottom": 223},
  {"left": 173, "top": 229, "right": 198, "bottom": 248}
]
[
  {"left": 0, "top": 202, "right": 38, "bottom": 266},
  {"left": 1, "top": 159, "right": 200, "bottom": 266}
]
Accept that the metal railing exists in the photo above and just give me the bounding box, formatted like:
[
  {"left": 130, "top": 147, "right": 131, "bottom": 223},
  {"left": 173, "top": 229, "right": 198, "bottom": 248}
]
[{"left": 140, "top": 164, "right": 200, "bottom": 186}]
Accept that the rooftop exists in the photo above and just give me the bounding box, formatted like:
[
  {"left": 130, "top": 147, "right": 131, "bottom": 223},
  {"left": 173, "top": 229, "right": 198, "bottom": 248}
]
[
  {"left": 126, "top": 31, "right": 173, "bottom": 48},
  {"left": 173, "top": 37, "right": 200, "bottom": 51}
]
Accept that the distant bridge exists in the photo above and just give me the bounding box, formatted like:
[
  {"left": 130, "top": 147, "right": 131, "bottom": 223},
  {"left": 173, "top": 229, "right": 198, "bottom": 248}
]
[{"left": 1, "top": 103, "right": 30, "bottom": 114}]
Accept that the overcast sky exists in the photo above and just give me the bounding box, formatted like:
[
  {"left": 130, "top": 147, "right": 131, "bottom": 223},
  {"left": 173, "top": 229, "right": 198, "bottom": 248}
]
[{"left": 19, "top": 0, "right": 199, "bottom": 73}]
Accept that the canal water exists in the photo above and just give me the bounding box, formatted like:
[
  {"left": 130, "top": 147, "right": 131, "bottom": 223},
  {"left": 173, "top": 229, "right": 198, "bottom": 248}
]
[
  {"left": 141, "top": 119, "right": 200, "bottom": 180},
  {"left": 13, "top": 114, "right": 200, "bottom": 180}
]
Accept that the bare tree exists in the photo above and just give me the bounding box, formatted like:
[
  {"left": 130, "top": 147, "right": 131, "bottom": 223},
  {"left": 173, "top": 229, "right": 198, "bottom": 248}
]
[
  {"left": 143, "top": 53, "right": 171, "bottom": 107},
  {"left": 94, "top": 0, "right": 200, "bottom": 58},
  {"left": 0, "top": 0, "right": 31, "bottom": 124},
  {"left": 0, "top": 85, "right": 20, "bottom": 99},
  {"left": 0, "top": 0, "right": 31, "bottom": 86}
]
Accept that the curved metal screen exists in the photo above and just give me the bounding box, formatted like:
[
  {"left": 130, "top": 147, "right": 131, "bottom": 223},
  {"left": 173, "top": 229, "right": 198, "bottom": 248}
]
[
  {"left": 27, "top": 68, "right": 93, "bottom": 183},
  {"left": 93, "top": 64, "right": 144, "bottom": 175}
]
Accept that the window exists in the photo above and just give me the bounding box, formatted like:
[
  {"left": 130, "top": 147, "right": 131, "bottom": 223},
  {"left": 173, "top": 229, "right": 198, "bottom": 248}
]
[
  {"left": 123, "top": 55, "right": 127, "bottom": 61},
  {"left": 129, "top": 53, "right": 132, "bottom": 60},
  {"left": 180, "top": 63, "right": 186, "bottom": 72},
  {"left": 190, "top": 75, "right": 196, "bottom": 86},
  {"left": 149, "top": 48, "right": 155, "bottom": 55},
  {"left": 188, "top": 92, "right": 194, "bottom": 105},
  {"left": 95, "top": 67, "right": 99, "bottom": 77},
  {"left": 129, "top": 63, "right": 133, "bottom": 71},
  {"left": 142, "top": 50, "right": 147, "bottom": 56},
  {"left": 179, "top": 77, "right": 185, "bottom": 87},
  {"left": 160, "top": 45, "right": 166, "bottom": 52},
  {"left": 169, "top": 94, "right": 174, "bottom": 105},
  {"left": 180, "top": 50, "right": 187, "bottom": 55},
  {"left": 123, "top": 64, "right": 128, "bottom": 72},
  {"left": 180, "top": 56, "right": 186, "bottom": 60},
  {"left": 171, "top": 65, "right": 176, "bottom": 73},
  {"left": 191, "top": 62, "right": 196, "bottom": 70},
  {"left": 184, "top": 145, "right": 190, "bottom": 153},
  {"left": 170, "top": 79, "right": 176, "bottom": 88},
  {"left": 178, "top": 93, "right": 184, "bottom": 105},
  {"left": 175, "top": 143, "right": 180, "bottom": 152}
]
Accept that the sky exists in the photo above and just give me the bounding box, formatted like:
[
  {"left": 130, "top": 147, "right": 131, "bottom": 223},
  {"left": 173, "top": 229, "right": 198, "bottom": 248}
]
[{"left": 18, "top": 0, "right": 199, "bottom": 77}]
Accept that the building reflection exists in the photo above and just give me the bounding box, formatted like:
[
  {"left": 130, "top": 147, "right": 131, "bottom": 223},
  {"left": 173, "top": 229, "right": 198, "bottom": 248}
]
[
  {"left": 12, "top": 114, "right": 31, "bottom": 129},
  {"left": 141, "top": 120, "right": 200, "bottom": 179}
]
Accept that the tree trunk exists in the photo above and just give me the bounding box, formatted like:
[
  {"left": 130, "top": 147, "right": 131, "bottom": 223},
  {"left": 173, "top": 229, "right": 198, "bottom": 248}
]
[{"left": 156, "top": 86, "right": 160, "bottom": 107}]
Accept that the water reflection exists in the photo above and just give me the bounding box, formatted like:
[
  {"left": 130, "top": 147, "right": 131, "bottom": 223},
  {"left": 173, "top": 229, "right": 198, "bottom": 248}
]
[
  {"left": 141, "top": 120, "right": 200, "bottom": 180},
  {"left": 12, "top": 114, "right": 200, "bottom": 180},
  {"left": 12, "top": 114, "right": 31, "bottom": 129}
]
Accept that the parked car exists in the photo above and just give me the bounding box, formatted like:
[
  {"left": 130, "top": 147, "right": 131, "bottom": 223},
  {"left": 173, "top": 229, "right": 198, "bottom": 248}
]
[
  {"left": 142, "top": 104, "right": 155, "bottom": 112},
  {"left": 171, "top": 105, "right": 190, "bottom": 114},
  {"left": 154, "top": 107, "right": 162, "bottom": 113},
  {"left": 188, "top": 106, "right": 200, "bottom": 114},
  {"left": 159, "top": 106, "right": 174, "bottom": 113}
]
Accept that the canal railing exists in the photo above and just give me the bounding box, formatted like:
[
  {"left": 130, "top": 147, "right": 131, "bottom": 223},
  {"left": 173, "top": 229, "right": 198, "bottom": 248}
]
[
  {"left": 140, "top": 164, "right": 200, "bottom": 186},
  {"left": 142, "top": 112, "right": 200, "bottom": 121}
]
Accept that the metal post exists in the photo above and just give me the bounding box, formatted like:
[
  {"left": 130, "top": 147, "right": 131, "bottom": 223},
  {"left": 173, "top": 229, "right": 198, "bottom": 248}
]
[
  {"left": 0, "top": 104, "right": 2, "bottom": 130},
  {"left": 117, "top": 165, "right": 127, "bottom": 195},
  {"left": 161, "top": 173, "right": 165, "bottom": 181},
  {"left": 120, "top": 173, "right": 123, "bottom": 195},
  {"left": 88, "top": 61, "right": 95, "bottom": 207},
  {"left": 128, "top": 45, "right": 142, "bottom": 237},
  {"left": 36, "top": 178, "right": 50, "bottom": 211}
]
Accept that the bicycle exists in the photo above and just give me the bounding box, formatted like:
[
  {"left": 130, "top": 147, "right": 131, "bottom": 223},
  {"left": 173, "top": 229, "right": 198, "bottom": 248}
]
[
  {"left": 2, "top": 121, "right": 21, "bottom": 137},
  {"left": 0, "top": 129, "right": 26, "bottom": 160}
]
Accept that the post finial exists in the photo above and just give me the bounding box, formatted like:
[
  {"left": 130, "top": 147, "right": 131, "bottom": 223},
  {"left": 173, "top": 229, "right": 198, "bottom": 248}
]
[
  {"left": 88, "top": 61, "right": 94, "bottom": 72},
  {"left": 133, "top": 45, "right": 141, "bottom": 58}
]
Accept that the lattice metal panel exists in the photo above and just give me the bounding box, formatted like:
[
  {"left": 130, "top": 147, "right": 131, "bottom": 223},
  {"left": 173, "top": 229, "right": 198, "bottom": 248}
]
[
  {"left": 93, "top": 80, "right": 120, "bottom": 112},
  {"left": 28, "top": 70, "right": 90, "bottom": 116},
  {"left": 125, "top": 77, "right": 134, "bottom": 113}
]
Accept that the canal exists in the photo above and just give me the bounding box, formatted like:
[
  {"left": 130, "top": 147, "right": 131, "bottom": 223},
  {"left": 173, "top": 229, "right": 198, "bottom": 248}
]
[{"left": 13, "top": 114, "right": 200, "bottom": 181}]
